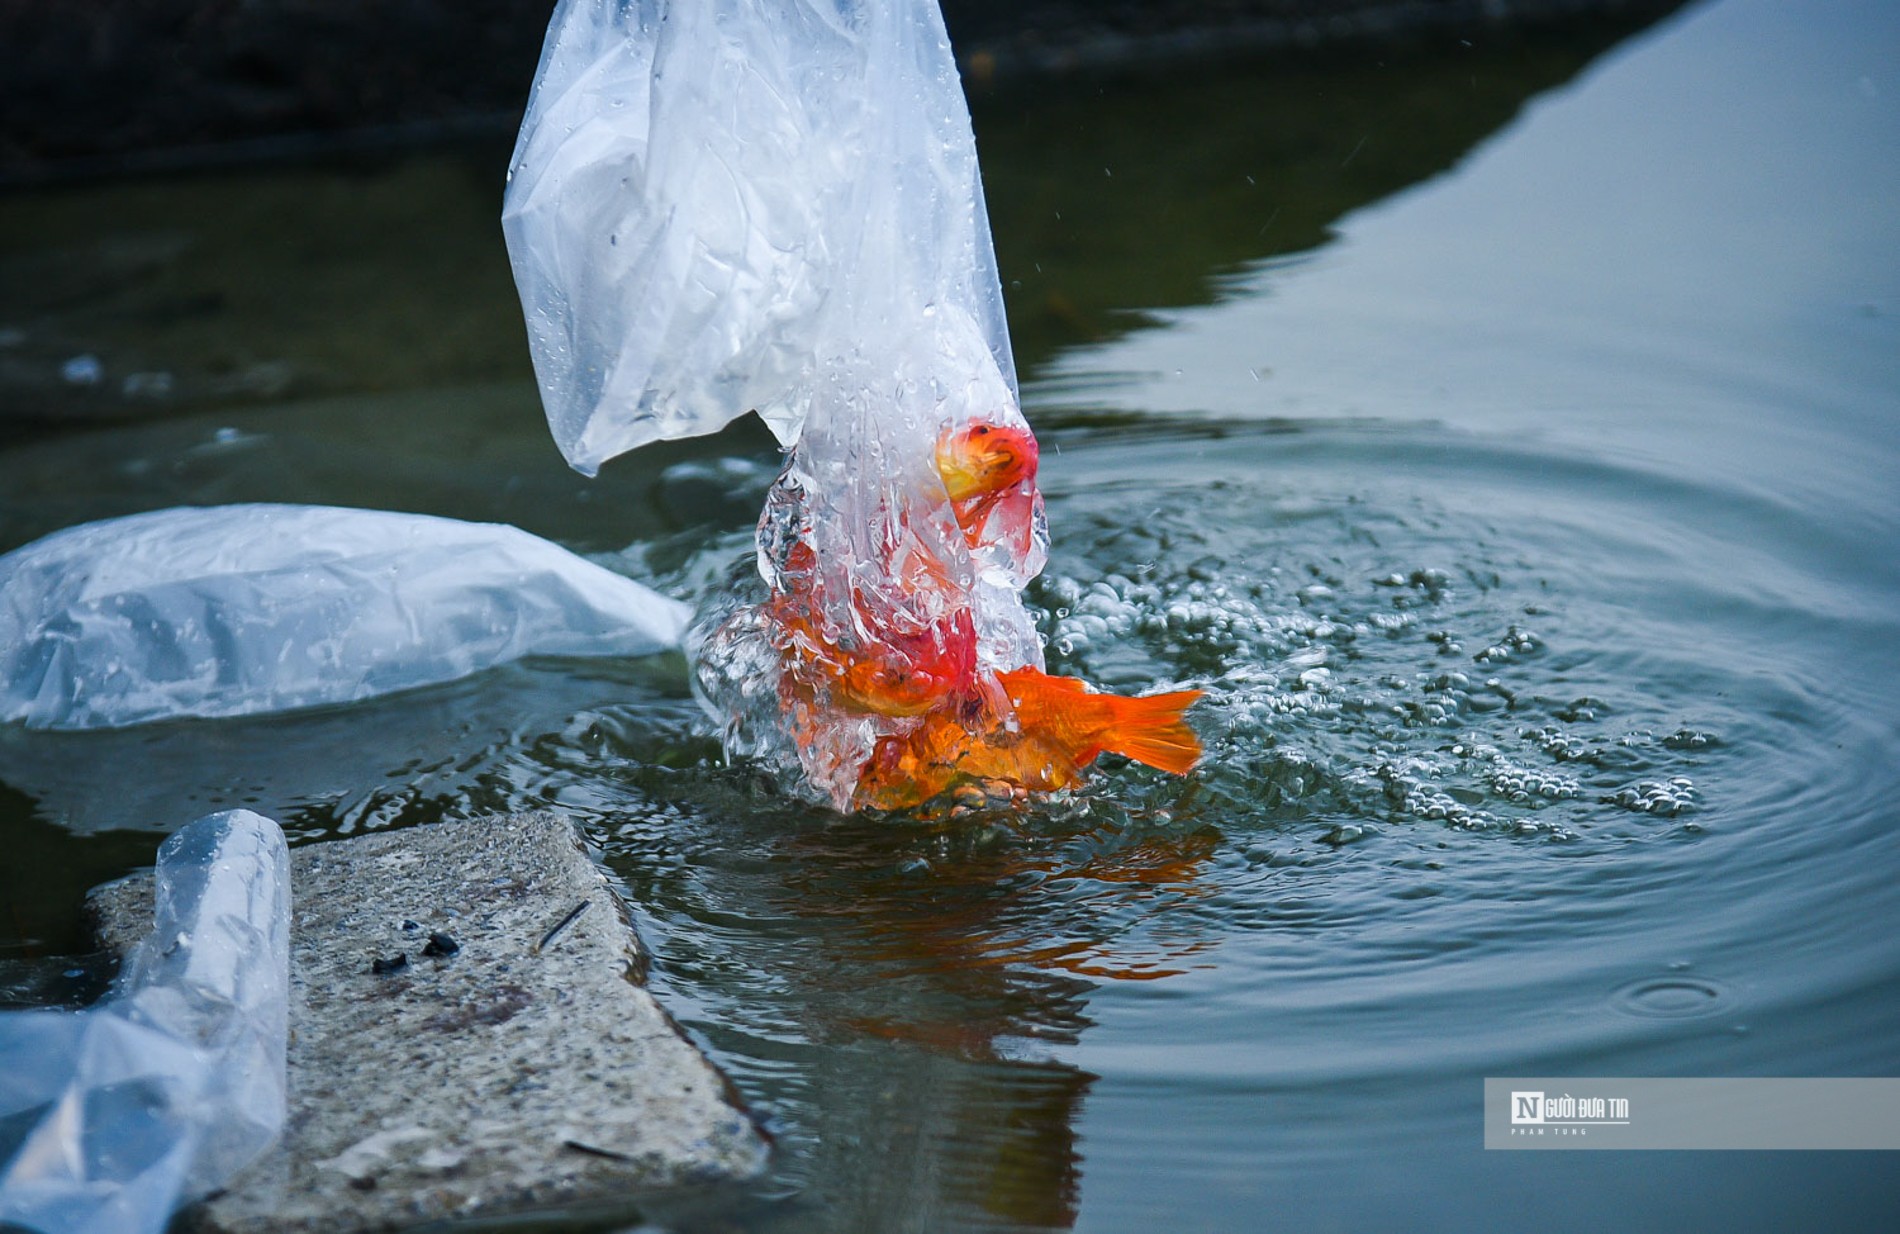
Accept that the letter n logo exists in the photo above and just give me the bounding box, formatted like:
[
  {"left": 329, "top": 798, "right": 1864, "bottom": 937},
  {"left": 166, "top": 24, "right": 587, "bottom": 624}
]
[{"left": 1511, "top": 1091, "right": 1545, "bottom": 1124}]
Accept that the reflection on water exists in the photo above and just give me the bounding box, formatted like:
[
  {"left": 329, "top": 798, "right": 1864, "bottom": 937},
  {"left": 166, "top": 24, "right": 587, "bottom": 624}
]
[
  {"left": 4, "top": 0, "right": 1900, "bottom": 1230},
  {"left": 973, "top": 14, "right": 1680, "bottom": 370}
]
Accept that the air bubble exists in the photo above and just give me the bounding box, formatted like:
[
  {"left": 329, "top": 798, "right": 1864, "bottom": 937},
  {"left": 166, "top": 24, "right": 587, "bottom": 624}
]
[{"left": 1607, "top": 779, "right": 1697, "bottom": 816}]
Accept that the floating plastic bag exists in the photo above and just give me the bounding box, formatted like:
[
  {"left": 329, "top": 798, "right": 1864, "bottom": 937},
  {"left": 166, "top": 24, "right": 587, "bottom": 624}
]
[
  {"left": 0, "top": 809, "right": 291, "bottom": 1234},
  {"left": 0, "top": 504, "right": 691, "bottom": 730}
]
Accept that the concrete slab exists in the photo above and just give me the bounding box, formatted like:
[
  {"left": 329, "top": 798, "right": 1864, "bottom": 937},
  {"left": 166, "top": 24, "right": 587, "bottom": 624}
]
[{"left": 88, "top": 811, "right": 766, "bottom": 1233}]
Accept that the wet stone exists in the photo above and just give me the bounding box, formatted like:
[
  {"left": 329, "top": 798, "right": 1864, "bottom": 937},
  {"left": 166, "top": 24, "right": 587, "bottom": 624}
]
[{"left": 87, "top": 811, "right": 767, "bottom": 1233}]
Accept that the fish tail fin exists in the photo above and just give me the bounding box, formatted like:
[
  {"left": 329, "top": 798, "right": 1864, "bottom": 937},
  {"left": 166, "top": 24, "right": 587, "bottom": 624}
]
[{"left": 1098, "top": 689, "right": 1205, "bottom": 775}]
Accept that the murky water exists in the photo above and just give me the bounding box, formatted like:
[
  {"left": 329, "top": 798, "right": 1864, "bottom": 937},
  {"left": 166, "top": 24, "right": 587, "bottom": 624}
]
[{"left": 3, "top": 0, "right": 1898, "bottom": 1229}]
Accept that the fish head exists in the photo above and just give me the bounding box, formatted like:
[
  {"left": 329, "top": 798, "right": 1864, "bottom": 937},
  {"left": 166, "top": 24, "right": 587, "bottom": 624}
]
[
  {"left": 935, "top": 422, "right": 1043, "bottom": 557},
  {"left": 935, "top": 422, "right": 1039, "bottom": 505}
]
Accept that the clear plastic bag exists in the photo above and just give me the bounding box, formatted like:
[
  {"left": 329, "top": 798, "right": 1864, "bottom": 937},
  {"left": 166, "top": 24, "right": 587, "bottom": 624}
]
[
  {"left": 0, "top": 504, "right": 691, "bottom": 731},
  {"left": 506, "top": 1, "right": 1079, "bottom": 809},
  {"left": 0, "top": 809, "right": 291, "bottom": 1234},
  {"left": 503, "top": 0, "right": 1016, "bottom": 472}
]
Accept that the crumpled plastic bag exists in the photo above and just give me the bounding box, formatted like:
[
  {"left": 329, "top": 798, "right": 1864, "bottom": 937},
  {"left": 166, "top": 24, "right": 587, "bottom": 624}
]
[
  {"left": 503, "top": 0, "right": 1016, "bottom": 473},
  {"left": 0, "top": 809, "right": 291, "bottom": 1234},
  {"left": 0, "top": 504, "right": 691, "bottom": 731},
  {"left": 505, "top": 0, "right": 1051, "bottom": 809}
]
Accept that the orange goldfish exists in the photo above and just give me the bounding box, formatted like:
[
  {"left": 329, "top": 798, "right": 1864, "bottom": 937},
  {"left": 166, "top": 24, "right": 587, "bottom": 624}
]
[
  {"left": 815, "top": 609, "right": 980, "bottom": 718},
  {"left": 935, "top": 422, "right": 1039, "bottom": 550},
  {"left": 852, "top": 668, "right": 1204, "bottom": 811},
  {"left": 764, "top": 533, "right": 983, "bottom": 720},
  {"left": 756, "top": 415, "right": 1203, "bottom": 811}
]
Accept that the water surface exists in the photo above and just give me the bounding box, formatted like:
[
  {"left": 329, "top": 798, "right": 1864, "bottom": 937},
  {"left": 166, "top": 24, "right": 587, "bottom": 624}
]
[{"left": 2, "top": 0, "right": 1898, "bottom": 1229}]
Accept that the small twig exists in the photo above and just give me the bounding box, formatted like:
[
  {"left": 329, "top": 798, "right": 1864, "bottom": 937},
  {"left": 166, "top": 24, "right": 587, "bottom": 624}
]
[
  {"left": 534, "top": 899, "right": 591, "bottom": 954},
  {"left": 562, "top": 1139, "right": 634, "bottom": 1162}
]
